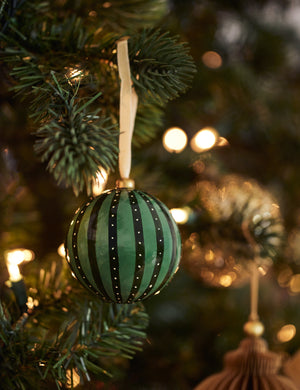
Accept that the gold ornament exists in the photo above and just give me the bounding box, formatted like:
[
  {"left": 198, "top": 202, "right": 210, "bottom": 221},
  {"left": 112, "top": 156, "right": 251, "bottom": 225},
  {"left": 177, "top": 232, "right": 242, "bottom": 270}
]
[
  {"left": 183, "top": 175, "right": 283, "bottom": 288},
  {"left": 194, "top": 336, "right": 297, "bottom": 390}
]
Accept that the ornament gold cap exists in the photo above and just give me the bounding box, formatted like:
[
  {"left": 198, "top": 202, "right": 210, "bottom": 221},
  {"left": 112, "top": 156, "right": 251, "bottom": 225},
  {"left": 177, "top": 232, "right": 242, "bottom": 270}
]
[
  {"left": 243, "top": 319, "right": 265, "bottom": 337},
  {"left": 116, "top": 178, "right": 135, "bottom": 189}
]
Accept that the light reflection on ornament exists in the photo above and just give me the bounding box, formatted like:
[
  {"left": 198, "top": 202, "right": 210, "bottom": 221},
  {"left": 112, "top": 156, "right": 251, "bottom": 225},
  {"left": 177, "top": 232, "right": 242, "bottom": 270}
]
[
  {"left": 92, "top": 167, "right": 108, "bottom": 196},
  {"left": 190, "top": 127, "right": 218, "bottom": 152},
  {"left": 277, "top": 324, "right": 296, "bottom": 343},
  {"left": 163, "top": 127, "right": 188, "bottom": 153},
  {"left": 170, "top": 207, "right": 190, "bottom": 224},
  {"left": 202, "top": 51, "right": 223, "bottom": 69}
]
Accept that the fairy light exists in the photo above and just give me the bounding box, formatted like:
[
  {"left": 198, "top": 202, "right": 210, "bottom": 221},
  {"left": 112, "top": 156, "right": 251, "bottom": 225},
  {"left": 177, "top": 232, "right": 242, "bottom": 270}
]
[
  {"left": 92, "top": 167, "right": 108, "bottom": 196},
  {"left": 170, "top": 207, "right": 190, "bottom": 224},
  {"left": 163, "top": 127, "right": 188, "bottom": 153},
  {"left": 277, "top": 324, "right": 296, "bottom": 343},
  {"left": 190, "top": 127, "right": 218, "bottom": 152},
  {"left": 4, "top": 248, "right": 34, "bottom": 312},
  {"left": 5, "top": 249, "right": 35, "bottom": 281},
  {"left": 7, "top": 262, "right": 22, "bottom": 282},
  {"left": 5, "top": 248, "right": 35, "bottom": 265}
]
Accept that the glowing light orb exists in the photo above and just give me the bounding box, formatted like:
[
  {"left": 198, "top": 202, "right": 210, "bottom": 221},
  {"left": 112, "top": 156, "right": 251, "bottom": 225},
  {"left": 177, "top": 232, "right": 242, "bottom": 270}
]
[
  {"left": 277, "top": 324, "right": 296, "bottom": 343},
  {"left": 191, "top": 127, "right": 218, "bottom": 152},
  {"left": 170, "top": 207, "right": 190, "bottom": 224},
  {"left": 163, "top": 127, "right": 188, "bottom": 153}
]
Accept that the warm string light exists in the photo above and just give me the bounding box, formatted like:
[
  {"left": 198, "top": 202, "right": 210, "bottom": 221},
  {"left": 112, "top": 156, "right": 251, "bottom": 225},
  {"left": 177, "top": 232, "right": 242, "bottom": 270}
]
[
  {"left": 5, "top": 248, "right": 35, "bottom": 281},
  {"left": 5, "top": 248, "right": 35, "bottom": 312},
  {"left": 163, "top": 126, "right": 228, "bottom": 154},
  {"left": 190, "top": 127, "right": 218, "bottom": 152},
  {"left": 170, "top": 207, "right": 191, "bottom": 224},
  {"left": 163, "top": 127, "right": 188, "bottom": 153}
]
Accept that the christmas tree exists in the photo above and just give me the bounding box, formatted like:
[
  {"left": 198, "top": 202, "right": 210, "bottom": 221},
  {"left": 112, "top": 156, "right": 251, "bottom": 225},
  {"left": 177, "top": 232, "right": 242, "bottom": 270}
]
[{"left": 1, "top": 0, "right": 300, "bottom": 389}]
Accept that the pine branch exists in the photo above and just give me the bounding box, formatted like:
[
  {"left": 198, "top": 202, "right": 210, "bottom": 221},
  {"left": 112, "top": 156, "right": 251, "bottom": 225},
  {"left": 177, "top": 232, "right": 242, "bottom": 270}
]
[
  {"left": 133, "top": 101, "right": 164, "bottom": 147},
  {"left": 0, "top": 260, "right": 149, "bottom": 389},
  {"left": 129, "top": 29, "right": 197, "bottom": 104},
  {"left": 0, "top": 3, "right": 196, "bottom": 194},
  {"left": 33, "top": 72, "right": 118, "bottom": 196}
]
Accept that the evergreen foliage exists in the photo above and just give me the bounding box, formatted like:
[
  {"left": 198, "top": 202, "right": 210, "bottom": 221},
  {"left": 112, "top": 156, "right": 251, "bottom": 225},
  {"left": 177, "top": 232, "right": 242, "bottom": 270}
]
[
  {"left": 0, "top": 0, "right": 196, "bottom": 194},
  {"left": 0, "top": 261, "right": 148, "bottom": 389}
]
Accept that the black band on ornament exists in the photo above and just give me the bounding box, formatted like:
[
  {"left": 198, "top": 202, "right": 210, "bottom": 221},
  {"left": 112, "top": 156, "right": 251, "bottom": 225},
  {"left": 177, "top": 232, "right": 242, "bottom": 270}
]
[
  {"left": 143, "top": 193, "right": 179, "bottom": 299},
  {"left": 136, "top": 191, "right": 165, "bottom": 300},
  {"left": 87, "top": 193, "right": 112, "bottom": 302},
  {"left": 127, "top": 190, "right": 146, "bottom": 303},
  {"left": 72, "top": 199, "right": 111, "bottom": 302},
  {"left": 108, "top": 189, "right": 122, "bottom": 302}
]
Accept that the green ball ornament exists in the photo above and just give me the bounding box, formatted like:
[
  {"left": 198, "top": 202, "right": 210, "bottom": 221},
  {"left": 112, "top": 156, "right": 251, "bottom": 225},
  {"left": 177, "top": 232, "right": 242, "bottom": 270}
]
[{"left": 65, "top": 184, "right": 181, "bottom": 303}]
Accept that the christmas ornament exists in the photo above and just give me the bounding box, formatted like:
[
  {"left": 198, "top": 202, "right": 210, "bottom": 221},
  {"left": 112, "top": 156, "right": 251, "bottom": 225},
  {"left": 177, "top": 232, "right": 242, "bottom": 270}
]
[
  {"left": 65, "top": 182, "right": 181, "bottom": 303},
  {"left": 183, "top": 175, "right": 283, "bottom": 287},
  {"left": 194, "top": 265, "right": 297, "bottom": 390},
  {"left": 194, "top": 334, "right": 297, "bottom": 390},
  {"left": 65, "top": 39, "right": 181, "bottom": 303}
]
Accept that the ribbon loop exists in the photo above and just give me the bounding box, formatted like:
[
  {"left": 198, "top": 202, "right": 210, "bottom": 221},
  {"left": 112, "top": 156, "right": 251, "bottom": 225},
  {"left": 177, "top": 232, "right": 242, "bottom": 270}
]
[{"left": 117, "top": 38, "right": 138, "bottom": 180}]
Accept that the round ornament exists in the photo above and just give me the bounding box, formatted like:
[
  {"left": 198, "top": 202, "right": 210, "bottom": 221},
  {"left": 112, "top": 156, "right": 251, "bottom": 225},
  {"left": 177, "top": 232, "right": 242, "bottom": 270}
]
[
  {"left": 182, "top": 175, "right": 283, "bottom": 288},
  {"left": 65, "top": 186, "right": 181, "bottom": 303}
]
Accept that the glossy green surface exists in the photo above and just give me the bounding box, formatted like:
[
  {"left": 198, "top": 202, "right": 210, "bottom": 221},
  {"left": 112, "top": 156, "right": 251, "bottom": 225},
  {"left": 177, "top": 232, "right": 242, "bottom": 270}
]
[{"left": 66, "top": 188, "right": 181, "bottom": 303}]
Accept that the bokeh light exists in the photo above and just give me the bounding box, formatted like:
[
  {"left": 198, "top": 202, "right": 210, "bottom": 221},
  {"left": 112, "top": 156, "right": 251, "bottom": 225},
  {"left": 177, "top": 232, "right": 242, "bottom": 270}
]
[
  {"left": 170, "top": 207, "right": 190, "bottom": 224},
  {"left": 190, "top": 127, "right": 218, "bottom": 152},
  {"left": 163, "top": 127, "right": 188, "bottom": 153},
  {"left": 277, "top": 324, "right": 296, "bottom": 343},
  {"left": 202, "top": 51, "right": 223, "bottom": 69}
]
